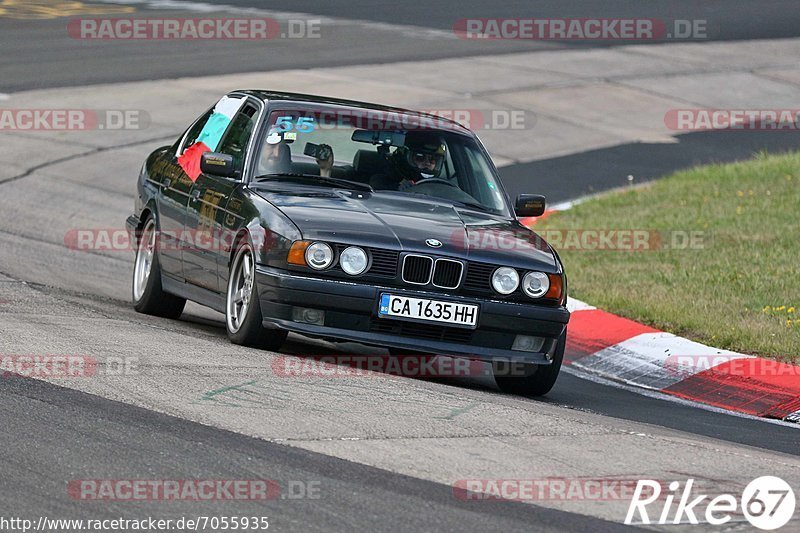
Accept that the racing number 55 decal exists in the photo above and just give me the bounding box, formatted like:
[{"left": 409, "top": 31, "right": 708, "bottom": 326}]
[{"left": 275, "top": 115, "right": 316, "bottom": 133}]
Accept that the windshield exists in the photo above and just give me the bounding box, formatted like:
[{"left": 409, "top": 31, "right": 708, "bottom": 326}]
[{"left": 254, "top": 108, "right": 511, "bottom": 215}]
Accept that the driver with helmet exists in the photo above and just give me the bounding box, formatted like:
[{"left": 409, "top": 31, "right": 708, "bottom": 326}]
[
  {"left": 370, "top": 132, "right": 447, "bottom": 191},
  {"left": 258, "top": 125, "right": 292, "bottom": 175}
]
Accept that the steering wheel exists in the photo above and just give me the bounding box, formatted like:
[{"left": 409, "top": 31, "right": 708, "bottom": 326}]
[{"left": 413, "top": 177, "right": 458, "bottom": 188}]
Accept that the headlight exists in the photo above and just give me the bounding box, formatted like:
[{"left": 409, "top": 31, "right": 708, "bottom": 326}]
[
  {"left": 522, "top": 271, "right": 550, "bottom": 298},
  {"left": 491, "top": 267, "right": 519, "bottom": 295},
  {"left": 340, "top": 246, "right": 368, "bottom": 275},
  {"left": 305, "top": 242, "right": 333, "bottom": 270}
]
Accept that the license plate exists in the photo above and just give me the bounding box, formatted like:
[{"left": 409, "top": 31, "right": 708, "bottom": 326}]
[{"left": 378, "top": 293, "right": 478, "bottom": 328}]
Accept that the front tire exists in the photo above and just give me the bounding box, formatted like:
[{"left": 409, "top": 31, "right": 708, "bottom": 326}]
[
  {"left": 494, "top": 330, "right": 566, "bottom": 397},
  {"left": 226, "top": 239, "right": 287, "bottom": 350},
  {"left": 132, "top": 215, "right": 186, "bottom": 319}
]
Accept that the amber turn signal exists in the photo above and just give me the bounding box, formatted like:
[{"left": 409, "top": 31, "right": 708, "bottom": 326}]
[
  {"left": 287, "top": 241, "right": 311, "bottom": 265},
  {"left": 545, "top": 274, "right": 563, "bottom": 300}
]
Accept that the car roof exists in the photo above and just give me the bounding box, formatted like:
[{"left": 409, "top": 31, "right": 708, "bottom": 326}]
[{"left": 231, "top": 89, "right": 474, "bottom": 136}]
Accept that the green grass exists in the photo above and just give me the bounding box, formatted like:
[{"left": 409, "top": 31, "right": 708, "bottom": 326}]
[{"left": 536, "top": 150, "right": 800, "bottom": 362}]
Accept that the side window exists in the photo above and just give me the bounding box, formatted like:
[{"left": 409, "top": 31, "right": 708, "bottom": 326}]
[
  {"left": 180, "top": 108, "right": 214, "bottom": 154},
  {"left": 441, "top": 140, "right": 456, "bottom": 180},
  {"left": 461, "top": 145, "right": 505, "bottom": 209},
  {"left": 216, "top": 104, "right": 258, "bottom": 174}
]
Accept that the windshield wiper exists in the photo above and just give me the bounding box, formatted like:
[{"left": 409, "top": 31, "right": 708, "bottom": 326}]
[
  {"left": 376, "top": 190, "right": 503, "bottom": 215},
  {"left": 254, "top": 173, "right": 373, "bottom": 192},
  {"left": 452, "top": 200, "right": 501, "bottom": 215}
]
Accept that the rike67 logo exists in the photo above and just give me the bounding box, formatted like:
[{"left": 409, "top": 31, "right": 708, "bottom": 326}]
[{"left": 625, "top": 476, "right": 796, "bottom": 530}]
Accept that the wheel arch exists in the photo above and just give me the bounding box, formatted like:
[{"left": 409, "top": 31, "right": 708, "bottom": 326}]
[
  {"left": 133, "top": 200, "right": 159, "bottom": 250},
  {"left": 229, "top": 228, "right": 253, "bottom": 268}
]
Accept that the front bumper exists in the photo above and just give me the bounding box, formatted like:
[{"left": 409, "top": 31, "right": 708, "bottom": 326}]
[{"left": 256, "top": 265, "right": 569, "bottom": 364}]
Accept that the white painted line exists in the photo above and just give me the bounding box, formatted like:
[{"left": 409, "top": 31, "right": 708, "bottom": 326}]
[
  {"left": 572, "top": 332, "right": 751, "bottom": 390},
  {"left": 566, "top": 298, "right": 596, "bottom": 313},
  {"left": 551, "top": 200, "right": 578, "bottom": 211}
]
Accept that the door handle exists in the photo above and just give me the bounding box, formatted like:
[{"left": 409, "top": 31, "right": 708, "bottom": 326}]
[{"left": 191, "top": 188, "right": 201, "bottom": 200}]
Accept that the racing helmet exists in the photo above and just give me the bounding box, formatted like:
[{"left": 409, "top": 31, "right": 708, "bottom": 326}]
[{"left": 398, "top": 133, "right": 447, "bottom": 180}]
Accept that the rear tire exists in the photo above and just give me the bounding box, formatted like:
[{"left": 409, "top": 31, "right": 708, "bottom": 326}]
[
  {"left": 226, "top": 239, "right": 287, "bottom": 350},
  {"left": 494, "top": 330, "right": 565, "bottom": 397},
  {"left": 132, "top": 215, "right": 186, "bottom": 319}
]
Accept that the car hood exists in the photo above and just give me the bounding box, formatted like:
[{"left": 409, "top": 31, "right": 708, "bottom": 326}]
[{"left": 251, "top": 185, "right": 558, "bottom": 271}]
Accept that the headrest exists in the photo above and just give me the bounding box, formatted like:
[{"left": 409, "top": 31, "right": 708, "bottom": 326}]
[{"left": 353, "top": 149, "right": 388, "bottom": 175}]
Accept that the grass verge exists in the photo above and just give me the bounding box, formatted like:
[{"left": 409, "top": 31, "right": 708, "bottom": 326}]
[{"left": 535, "top": 150, "right": 799, "bottom": 362}]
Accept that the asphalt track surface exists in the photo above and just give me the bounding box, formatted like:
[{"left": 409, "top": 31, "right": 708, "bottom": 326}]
[
  {"left": 500, "top": 129, "right": 800, "bottom": 203},
  {"left": 1, "top": 2, "right": 800, "bottom": 532},
  {"left": 220, "top": 0, "right": 800, "bottom": 41},
  {"left": 0, "top": 3, "right": 548, "bottom": 93},
  {"left": 0, "top": 376, "right": 633, "bottom": 532},
  {"left": 3, "top": 0, "right": 800, "bottom": 92}
]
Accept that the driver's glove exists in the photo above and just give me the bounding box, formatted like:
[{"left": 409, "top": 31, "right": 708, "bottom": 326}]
[{"left": 398, "top": 179, "right": 416, "bottom": 191}]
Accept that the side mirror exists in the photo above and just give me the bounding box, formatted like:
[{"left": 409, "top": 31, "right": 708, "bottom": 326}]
[
  {"left": 200, "top": 152, "right": 235, "bottom": 178},
  {"left": 515, "top": 194, "right": 546, "bottom": 217}
]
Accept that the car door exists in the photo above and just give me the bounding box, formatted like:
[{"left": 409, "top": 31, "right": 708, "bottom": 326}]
[
  {"left": 183, "top": 101, "right": 259, "bottom": 292},
  {"left": 158, "top": 108, "right": 213, "bottom": 279}
]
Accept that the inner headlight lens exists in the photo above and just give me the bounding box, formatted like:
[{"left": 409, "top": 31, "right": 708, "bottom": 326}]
[
  {"left": 305, "top": 242, "right": 333, "bottom": 270},
  {"left": 522, "top": 271, "right": 550, "bottom": 298},
  {"left": 340, "top": 246, "right": 368, "bottom": 275},
  {"left": 492, "top": 267, "right": 519, "bottom": 295}
]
